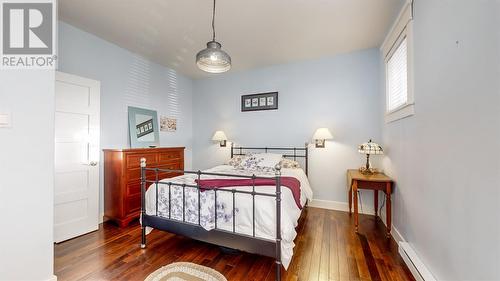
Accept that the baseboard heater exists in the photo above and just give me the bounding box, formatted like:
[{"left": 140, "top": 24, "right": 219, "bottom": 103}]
[{"left": 399, "top": 242, "right": 437, "bottom": 281}]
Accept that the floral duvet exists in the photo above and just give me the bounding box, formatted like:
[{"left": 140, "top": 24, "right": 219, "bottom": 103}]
[{"left": 144, "top": 165, "right": 313, "bottom": 269}]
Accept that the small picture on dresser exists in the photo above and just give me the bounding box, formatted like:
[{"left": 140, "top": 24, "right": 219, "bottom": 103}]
[{"left": 241, "top": 92, "right": 278, "bottom": 112}]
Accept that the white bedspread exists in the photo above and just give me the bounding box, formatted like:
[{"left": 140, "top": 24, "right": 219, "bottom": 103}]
[{"left": 144, "top": 165, "right": 313, "bottom": 269}]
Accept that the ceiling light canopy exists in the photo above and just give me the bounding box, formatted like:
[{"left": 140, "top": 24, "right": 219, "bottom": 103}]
[{"left": 196, "top": 0, "right": 231, "bottom": 73}]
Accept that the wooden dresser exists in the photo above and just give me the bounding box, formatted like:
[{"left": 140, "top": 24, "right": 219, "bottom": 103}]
[{"left": 103, "top": 147, "right": 185, "bottom": 227}]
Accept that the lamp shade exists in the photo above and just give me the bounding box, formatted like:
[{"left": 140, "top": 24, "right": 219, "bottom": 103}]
[
  {"left": 212, "top": 131, "right": 227, "bottom": 141},
  {"left": 358, "top": 139, "right": 383, "bottom": 155},
  {"left": 313, "top": 128, "right": 333, "bottom": 140},
  {"left": 196, "top": 41, "right": 231, "bottom": 73}
]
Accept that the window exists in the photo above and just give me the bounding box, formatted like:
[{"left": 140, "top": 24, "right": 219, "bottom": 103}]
[
  {"left": 387, "top": 38, "right": 408, "bottom": 112},
  {"left": 382, "top": 2, "right": 414, "bottom": 123}
]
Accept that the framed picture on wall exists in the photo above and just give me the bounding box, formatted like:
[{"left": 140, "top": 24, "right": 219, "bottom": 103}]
[
  {"left": 160, "top": 116, "right": 177, "bottom": 132},
  {"left": 241, "top": 92, "right": 278, "bottom": 112}
]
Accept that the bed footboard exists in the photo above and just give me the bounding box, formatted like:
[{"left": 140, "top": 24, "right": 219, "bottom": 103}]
[{"left": 139, "top": 157, "right": 283, "bottom": 280}]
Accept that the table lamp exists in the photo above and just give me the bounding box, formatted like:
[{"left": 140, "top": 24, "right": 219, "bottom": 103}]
[{"left": 358, "top": 139, "right": 383, "bottom": 174}]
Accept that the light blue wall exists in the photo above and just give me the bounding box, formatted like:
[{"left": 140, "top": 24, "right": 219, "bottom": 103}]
[
  {"left": 58, "top": 21, "right": 383, "bottom": 213},
  {"left": 192, "top": 49, "right": 383, "bottom": 205},
  {"left": 58, "top": 22, "right": 194, "bottom": 216},
  {"left": 382, "top": 1, "right": 500, "bottom": 280}
]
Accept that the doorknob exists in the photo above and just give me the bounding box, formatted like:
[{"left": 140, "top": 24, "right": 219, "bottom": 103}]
[{"left": 89, "top": 161, "right": 98, "bottom": 166}]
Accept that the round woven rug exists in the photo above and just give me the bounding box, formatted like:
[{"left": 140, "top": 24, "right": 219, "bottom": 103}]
[{"left": 145, "top": 262, "right": 227, "bottom": 281}]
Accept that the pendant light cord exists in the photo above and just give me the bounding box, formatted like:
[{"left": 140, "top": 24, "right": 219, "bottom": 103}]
[{"left": 212, "top": 0, "right": 216, "bottom": 41}]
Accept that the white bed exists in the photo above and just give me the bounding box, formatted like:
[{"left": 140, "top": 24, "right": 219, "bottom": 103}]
[{"left": 145, "top": 164, "right": 313, "bottom": 269}]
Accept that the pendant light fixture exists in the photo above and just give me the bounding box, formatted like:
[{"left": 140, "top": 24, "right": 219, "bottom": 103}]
[{"left": 196, "top": 0, "right": 231, "bottom": 73}]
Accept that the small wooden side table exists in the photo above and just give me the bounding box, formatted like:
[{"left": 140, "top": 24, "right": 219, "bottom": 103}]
[{"left": 347, "top": 169, "right": 394, "bottom": 237}]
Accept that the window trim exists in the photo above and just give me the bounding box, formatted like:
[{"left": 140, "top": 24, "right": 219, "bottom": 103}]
[{"left": 382, "top": 1, "right": 414, "bottom": 123}]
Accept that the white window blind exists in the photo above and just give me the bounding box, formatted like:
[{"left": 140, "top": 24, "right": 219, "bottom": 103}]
[{"left": 386, "top": 37, "right": 408, "bottom": 112}]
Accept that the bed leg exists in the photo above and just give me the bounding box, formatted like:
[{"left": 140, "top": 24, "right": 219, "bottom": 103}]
[
  {"left": 140, "top": 157, "right": 147, "bottom": 249},
  {"left": 275, "top": 261, "right": 281, "bottom": 281},
  {"left": 275, "top": 165, "right": 282, "bottom": 281},
  {"left": 141, "top": 226, "right": 146, "bottom": 249}
]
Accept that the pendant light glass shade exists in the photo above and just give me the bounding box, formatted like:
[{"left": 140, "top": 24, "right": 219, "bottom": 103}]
[
  {"left": 196, "top": 41, "right": 231, "bottom": 73},
  {"left": 196, "top": 0, "right": 231, "bottom": 73}
]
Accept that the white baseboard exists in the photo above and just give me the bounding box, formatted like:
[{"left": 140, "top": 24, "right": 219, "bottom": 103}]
[
  {"left": 379, "top": 208, "right": 405, "bottom": 244},
  {"left": 399, "top": 242, "right": 437, "bottom": 281},
  {"left": 308, "top": 199, "right": 375, "bottom": 215},
  {"left": 46, "top": 275, "right": 57, "bottom": 281},
  {"left": 389, "top": 222, "right": 405, "bottom": 243}
]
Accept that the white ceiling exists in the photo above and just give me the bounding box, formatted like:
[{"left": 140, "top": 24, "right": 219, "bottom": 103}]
[{"left": 59, "top": 0, "right": 403, "bottom": 79}]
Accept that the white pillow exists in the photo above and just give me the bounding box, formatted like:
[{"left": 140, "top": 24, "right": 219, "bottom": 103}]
[
  {"left": 226, "top": 155, "right": 246, "bottom": 167},
  {"left": 252, "top": 153, "right": 283, "bottom": 168},
  {"left": 279, "top": 158, "right": 301, "bottom": 169}
]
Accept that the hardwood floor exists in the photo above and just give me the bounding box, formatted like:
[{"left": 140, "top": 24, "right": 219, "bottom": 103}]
[{"left": 54, "top": 207, "right": 415, "bottom": 281}]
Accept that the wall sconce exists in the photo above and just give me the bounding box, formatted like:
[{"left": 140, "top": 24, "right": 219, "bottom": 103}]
[
  {"left": 312, "top": 128, "right": 333, "bottom": 148},
  {"left": 212, "top": 131, "right": 228, "bottom": 147}
]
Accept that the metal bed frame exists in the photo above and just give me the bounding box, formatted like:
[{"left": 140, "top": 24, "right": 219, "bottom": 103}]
[{"left": 140, "top": 144, "right": 308, "bottom": 281}]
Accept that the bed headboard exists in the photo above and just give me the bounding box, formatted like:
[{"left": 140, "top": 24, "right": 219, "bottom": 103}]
[{"left": 230, "top": 143, "right": 309, "bottom": 176}]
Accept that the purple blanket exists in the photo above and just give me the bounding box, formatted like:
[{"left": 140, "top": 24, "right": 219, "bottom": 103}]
[{"left": 195, "top": 177, "right": 302, "bottom": 209}]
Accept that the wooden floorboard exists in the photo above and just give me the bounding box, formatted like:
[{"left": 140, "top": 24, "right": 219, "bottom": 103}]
[{"left": 54, "top": 207, "right": 415, "bottom": 281}]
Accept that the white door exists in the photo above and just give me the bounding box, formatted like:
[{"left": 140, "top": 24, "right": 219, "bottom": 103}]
[{"left": 54, "top": 72, "right": 100, "bottom": 243}]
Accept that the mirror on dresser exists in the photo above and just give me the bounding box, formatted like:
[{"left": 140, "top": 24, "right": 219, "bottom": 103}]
[{"left": 128, "top": 106, "right": 160, "bottom": 148}]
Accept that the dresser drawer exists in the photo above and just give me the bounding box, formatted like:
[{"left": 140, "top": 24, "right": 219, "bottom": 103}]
[
  {"left": 158, "top": 150, "right": 183, "bottom": 163},
  {"left": 126, "top": 182, "right": 141, "bottom": 197},
  {"left": 125, "top": 194, "right": 141, "bottom": 214},
  {"left": 126, "top": 162, "right": 183, "bottom": 182},
  {"left": 126, "top": 167, "right": 162, "bottom": 182},
  {"left": 157, "top": 162, "right": 183, "bottom": 179},
  {"left": 126, "top": 153, "right": 157, "bottom": 168}
]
